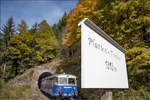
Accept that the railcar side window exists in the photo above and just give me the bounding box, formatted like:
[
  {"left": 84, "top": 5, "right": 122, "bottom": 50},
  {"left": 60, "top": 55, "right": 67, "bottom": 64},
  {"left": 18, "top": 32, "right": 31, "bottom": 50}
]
[
  {"left": 55, "top": 77, "right": 58, "bottom": 84},
  {"left": 68, "top": 78, "right": 75, "bottom": 85},
  {"left": 59, "top": 78, "right": 67, "bottom": 84}
]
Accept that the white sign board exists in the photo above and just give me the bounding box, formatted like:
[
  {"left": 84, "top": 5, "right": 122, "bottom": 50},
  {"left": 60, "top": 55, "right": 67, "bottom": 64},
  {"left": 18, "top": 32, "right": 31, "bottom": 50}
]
[{"left": 79, "top": 18, "right": 129, "bottom": 88}]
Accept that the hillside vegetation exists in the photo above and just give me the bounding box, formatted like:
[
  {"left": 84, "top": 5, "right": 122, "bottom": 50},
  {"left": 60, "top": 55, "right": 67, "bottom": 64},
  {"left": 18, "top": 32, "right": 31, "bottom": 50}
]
[
  {"left": 0, "top": 0, "right": 150, "bottom": 100},
  {"left": 0, "top": 58, "right": 61, "bottom": 100},
  {"left": 61, "top": 0, "right": 150, "bottom": 99}
]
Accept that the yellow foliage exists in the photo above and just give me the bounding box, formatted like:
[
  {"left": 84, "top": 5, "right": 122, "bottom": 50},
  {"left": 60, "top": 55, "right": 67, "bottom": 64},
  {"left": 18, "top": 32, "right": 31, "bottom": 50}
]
[
  {"left": 76, "top": 33, "right": 81, "bottom": 39},
  {"left": 125, "top": 29, "right": 132, "bottom": 33},
  {"left": 121, "top": 24, "right": 125, "bottom": 31},
  {"left": 146, "top": 28, "right": 150, "bottom": 33},
  {"left": 62, "top": 0, "right": 99, "bottom": 48},
  {"left": 143, "top": 16, "right": 150, "bottom": 22},
  {"left": 126, "top": 47, "right": 150, "bottom": 67}
]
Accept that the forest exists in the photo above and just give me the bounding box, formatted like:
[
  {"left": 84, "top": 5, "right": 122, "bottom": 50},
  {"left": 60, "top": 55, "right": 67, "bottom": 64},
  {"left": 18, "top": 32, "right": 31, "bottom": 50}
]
[{"left": 0, "top": 0, "right": 150, "bottom": 100}]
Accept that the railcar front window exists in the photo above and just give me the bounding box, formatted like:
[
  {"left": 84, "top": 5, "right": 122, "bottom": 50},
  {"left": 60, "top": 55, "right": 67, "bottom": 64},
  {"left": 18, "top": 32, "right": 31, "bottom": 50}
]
[
  {"left": 68, "top": 78, "right": 76, "bottom": 85},
  {"left": 59, "top": 78, "right": 67, "bottom": 85}
]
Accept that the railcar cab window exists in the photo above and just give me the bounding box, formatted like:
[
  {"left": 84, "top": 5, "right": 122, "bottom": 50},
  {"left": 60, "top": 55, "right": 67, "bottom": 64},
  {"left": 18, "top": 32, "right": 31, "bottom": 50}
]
[
  {"left": 68, "top": 78, "right": 76, "bottom": 85},
  {"left": 59, "top": 77, "right": 67, "bottom": 85}
]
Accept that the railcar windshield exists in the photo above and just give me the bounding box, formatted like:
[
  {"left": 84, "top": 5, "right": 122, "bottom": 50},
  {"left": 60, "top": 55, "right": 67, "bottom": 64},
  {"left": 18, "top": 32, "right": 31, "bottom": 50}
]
[
  {"left": 68, "top": 78, "right": 76, "bottom": 85},
  {"left": 59, "top": 77, "right": 67, "bottom": 85}
]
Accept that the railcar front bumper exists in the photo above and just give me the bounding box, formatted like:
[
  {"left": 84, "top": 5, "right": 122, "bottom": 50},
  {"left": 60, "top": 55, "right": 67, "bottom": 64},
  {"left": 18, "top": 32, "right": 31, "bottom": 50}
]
[{"left": 55, "top": 92, "right": 78, "bottom": 97}]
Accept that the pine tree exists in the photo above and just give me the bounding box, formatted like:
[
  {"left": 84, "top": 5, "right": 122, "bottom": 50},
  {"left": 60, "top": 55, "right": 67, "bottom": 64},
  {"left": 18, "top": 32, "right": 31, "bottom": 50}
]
[
  {"left": 52, "top": 12, "right": 68, "bottom": 54},
  {"left": 0, "top": 17, "right": 16, "bottom": 79},
  {"left": 30, "top": 22, "right": 38, "bottom": 34},
  {"left": 1, "top": 17, "right": 15, "bottom": 47},
  {"left": 18, "top": 20, "right": 28, "bottom": 34}
]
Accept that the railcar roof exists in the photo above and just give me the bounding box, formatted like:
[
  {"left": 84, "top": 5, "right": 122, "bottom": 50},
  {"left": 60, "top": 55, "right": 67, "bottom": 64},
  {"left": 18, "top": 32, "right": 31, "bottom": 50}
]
[
  {"left": 42, "top": 74, "right": 77, "bottom": 80},
  {"left": 44, "top": 74, "right": 76, "bottom": 79},
  {"left": 54, "top": 74, "right": 77, "bottom": 78}
]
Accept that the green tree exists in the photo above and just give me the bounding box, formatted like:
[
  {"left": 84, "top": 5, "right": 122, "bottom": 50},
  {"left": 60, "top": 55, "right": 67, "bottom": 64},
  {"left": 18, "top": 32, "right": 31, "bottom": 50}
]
[
  {"left": 8, "top": 32, "right": 37, "bottom": 76},
  {"left": 53, "top": 12, "right": 67, "bottom": 40},
  {"left": 126, "top": 47, "right": 150, "bottom": 90},
  {"left": 1, "top": 16, "right": 15, "bottom": 47},
  {"left": 29, "top": 22, "right": 38, "bottom": 34},
  {"left": 35, "top": 20, "right": 58, "bottom": 62},
  {"left": 0, "top": 17, "right": 16, "bottom": 79},
  {"left": 52, "top": 12, "right": 68, "bottom": 53}
]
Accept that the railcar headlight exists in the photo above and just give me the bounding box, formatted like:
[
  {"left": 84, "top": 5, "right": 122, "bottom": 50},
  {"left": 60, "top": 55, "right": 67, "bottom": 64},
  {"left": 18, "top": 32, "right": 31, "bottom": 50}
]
[{"left": 72, "top": 92, "right": 74, "bottom": 95}]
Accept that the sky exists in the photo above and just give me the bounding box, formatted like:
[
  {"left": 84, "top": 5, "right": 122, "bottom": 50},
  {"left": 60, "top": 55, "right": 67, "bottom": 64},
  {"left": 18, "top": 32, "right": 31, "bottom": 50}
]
[{"left": 0, "top": 0, "right": 79, "bottom": 28}]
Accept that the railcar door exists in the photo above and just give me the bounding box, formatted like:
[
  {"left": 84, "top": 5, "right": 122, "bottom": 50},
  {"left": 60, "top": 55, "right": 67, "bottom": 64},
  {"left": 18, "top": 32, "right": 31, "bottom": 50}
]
[{"left": 49, "top": 78, "right": 53, "bottom": 96}]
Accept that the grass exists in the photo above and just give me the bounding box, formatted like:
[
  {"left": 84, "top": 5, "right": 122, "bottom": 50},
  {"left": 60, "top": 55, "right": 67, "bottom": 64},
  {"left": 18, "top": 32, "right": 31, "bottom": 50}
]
[{"left": 0, "top": 84, "right": 30, "bottom": 100}]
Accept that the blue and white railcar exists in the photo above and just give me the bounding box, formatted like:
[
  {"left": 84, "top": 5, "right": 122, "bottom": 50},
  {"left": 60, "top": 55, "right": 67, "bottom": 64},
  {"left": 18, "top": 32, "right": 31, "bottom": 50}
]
[{"left": 40, "top": 73, "right": 78, "bottom": 97}]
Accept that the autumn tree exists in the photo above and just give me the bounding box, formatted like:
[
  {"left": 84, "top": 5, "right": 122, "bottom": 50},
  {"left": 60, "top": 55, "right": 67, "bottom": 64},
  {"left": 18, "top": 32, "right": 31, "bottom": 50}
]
[
  {"left": 62, "top": 0, "right": 100, "bottom": 57},
  {"left": 94, "top": 0, "right": 150, "bottom": 48},
  {"left": 18, "top": 20, "right": 28, "bottom": 34},
  {"left": 94, "top": 0, "right": 150, "bottom": 90},
  {"left": 61, "top": 0, "right": 150, "bottom": 99}
]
